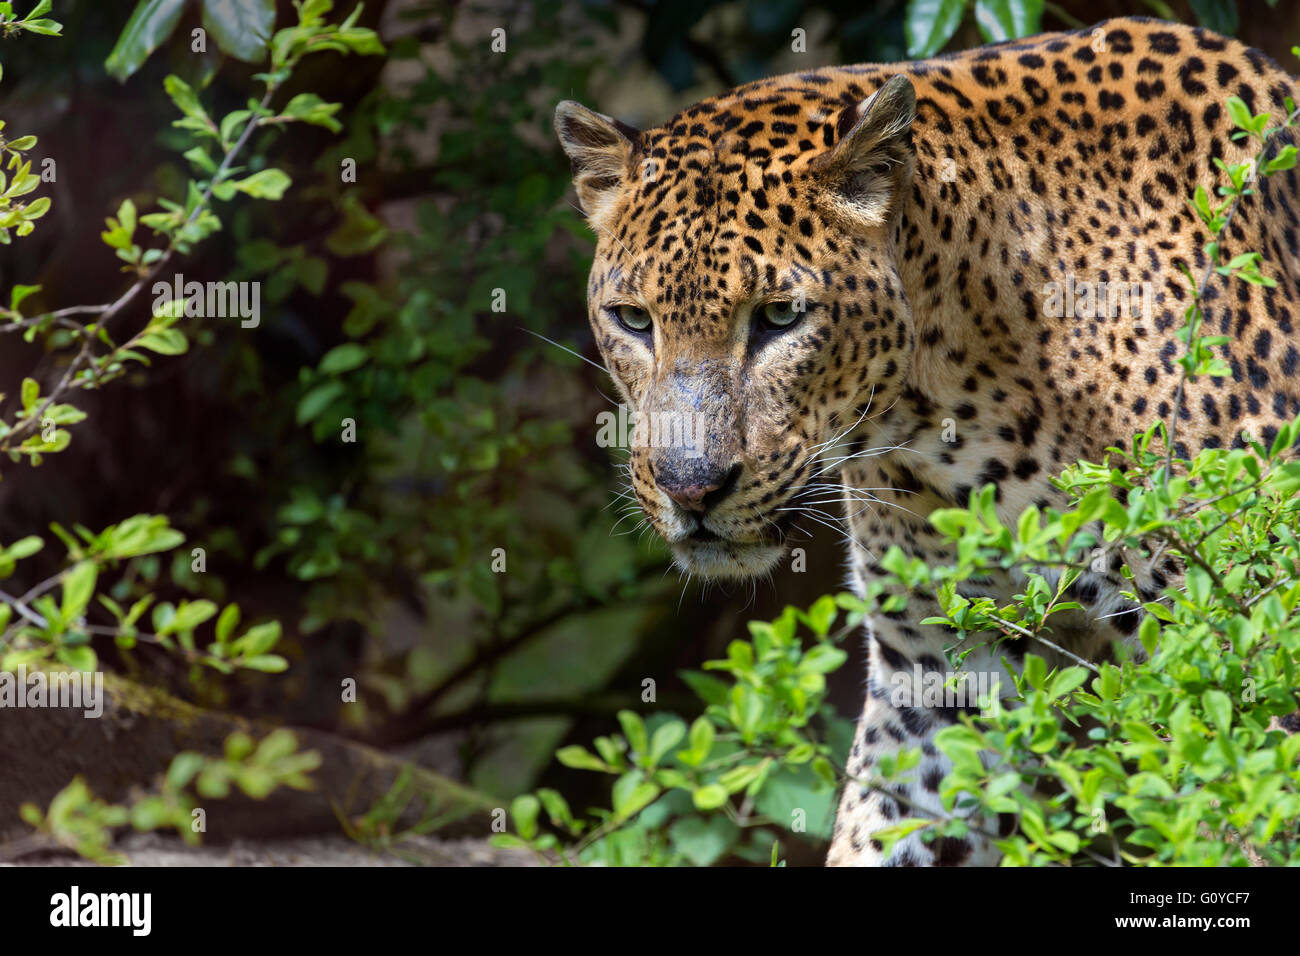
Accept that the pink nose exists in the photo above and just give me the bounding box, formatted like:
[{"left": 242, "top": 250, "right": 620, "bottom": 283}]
[
  {"left": 654, "top": 463, "right": 740, "bottom": 514},
  {"left": 658, "top": 480, "right": 722, "bottom": 512}
]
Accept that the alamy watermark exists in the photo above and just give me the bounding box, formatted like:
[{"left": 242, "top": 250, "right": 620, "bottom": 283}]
[
  {"left": 50, "top": 886, "right": 151, "bottom": 936},
  {"left": 152, "top": 273, "right": 261, "bottom": 328},
  {"left": 595, "top": 404, "right": 708, "bottom": 458},
  {"left": 0, "top": 665, "right": 103, "bottom": 718},
  {"left": 890, "top": 663, "right": 999, "bottom": 716},
  {"left": 1041, "top": 273, "right": 1153, "bottom": 321}
]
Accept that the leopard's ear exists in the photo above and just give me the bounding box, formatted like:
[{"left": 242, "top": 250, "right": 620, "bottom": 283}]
[
  {"left": 811, "top": 75, "right": 916, "bottom": 227},
  {"left": 555, "top": 101, "right": 640, "bottom": 228}
]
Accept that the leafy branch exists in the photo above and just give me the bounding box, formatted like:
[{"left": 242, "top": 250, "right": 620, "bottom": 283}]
[
  {"left": 1166, "top": 88, "right": 1300, "bottom": 479},
  {"left": 0, "top": 1, "right": 60, "bottom": 243},
  {"left": 10, "top": 730, "right": 320, "bottom": 865},
  {"left": 0, "top": 0, "right": 382, "bottom": 464},
  {"left": 0, "top": 515, "right": 291, "bottom": 675}
]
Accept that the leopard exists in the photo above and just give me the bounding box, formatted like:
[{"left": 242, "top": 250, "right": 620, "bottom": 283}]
[{"left": 554, "top": 16, "right": 1300, "bottom": 866}]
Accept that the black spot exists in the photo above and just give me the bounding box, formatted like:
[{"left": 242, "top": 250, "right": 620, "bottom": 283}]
[
  {"left": 899, "top": 707, "right": 930, "bottom": 736},
  {"left": 875, "top": 638, "right": 910, "bottom": 672},
  {"left": 934, "top": 837, "right": 972, "bottom": 866},
  {"left": 1013, "top": 457, "right": 1040, "bottom": 479},
  {"left": 922, "top": 766, "right": 944, "bottom": 793}
]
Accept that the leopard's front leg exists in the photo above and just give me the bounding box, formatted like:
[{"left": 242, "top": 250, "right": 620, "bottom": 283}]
[
  {"left": 826, "top": 608, "right": 1008, "bottom": 866},
  {"left": 827, "top": 481, "right": 1012, "bottom": 867}
]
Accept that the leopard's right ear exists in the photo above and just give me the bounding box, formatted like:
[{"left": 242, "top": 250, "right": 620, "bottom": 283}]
[{"left": 555, "top": 101, "right": 640, "bottom": 227}]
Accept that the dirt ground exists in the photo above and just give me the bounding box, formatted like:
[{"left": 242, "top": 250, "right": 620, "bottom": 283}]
[{"left": 2, "top": 832, "right": 537, "bottom": 867}]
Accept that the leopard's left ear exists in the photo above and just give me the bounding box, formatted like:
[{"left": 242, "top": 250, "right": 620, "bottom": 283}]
[
  {"left": 812, "top": 75, "right": 916, "bottom": 226},
  {"left": 555, "top": 101, "right": 641, "bottom": 229}
]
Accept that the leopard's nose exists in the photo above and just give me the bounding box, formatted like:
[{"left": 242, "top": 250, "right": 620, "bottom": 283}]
[{"left": 656, "top": 462, "right": 742, "bottom": 514}]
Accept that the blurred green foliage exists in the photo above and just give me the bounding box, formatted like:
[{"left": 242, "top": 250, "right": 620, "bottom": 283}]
[{"left": 497, "top": 595, "right": 859, "bottom": 864}]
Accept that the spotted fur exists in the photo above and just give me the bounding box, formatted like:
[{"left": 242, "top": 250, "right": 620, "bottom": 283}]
[{"left": 555, "top": 17, "right": 1300, "bottom": 866}]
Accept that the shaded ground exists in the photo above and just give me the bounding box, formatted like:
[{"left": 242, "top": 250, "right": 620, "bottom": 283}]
[{"left": 3, "top": 832, "right": 536, "bottom": 867}]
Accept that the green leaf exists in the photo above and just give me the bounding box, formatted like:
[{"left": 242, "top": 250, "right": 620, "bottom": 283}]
[
  {"left": 201, "top": 0, "right": 275, "bottom": 63},
  {"left": 172, "top": 599, "right": 217, "bottom": 631},
  {"left": 987, "top": 771, "right": 1022, "bottom": 798},
  {"left": 21, "top": 196, "right": 50, "bottom": 221},
  {"left": 683, "top": 716, "right": 714, "bottom": 765},
  {"left": 1023, "top": 653, "right": 1047, "bottom": 691},
  {"left": 719, "top": 761, "right": 765, "bottom": 794},
  {"left": 1202, "top": 689, "right": 1233, "bottom": 732},
  {"left": 317, "top": 343, "right": 369, "bottom": 375},
  {"left": 9, "top": 283, "right": 40, "bottom": 312},
  {"left": 165, "top": 752, "right": 205, "bottom": 791},
  {"left": 4, "top": 535, "right": 43, "bottom": 560},
  {"left": 45, "top": 404, "right": 88, "bottom": 427},
  {"left": 278, "top": 92, "right": 343, "bottom": 133},
  {"left": 536, "top": 788, "right": 576, "bottom": 831},
  {"left": 1047, "top": 666, "right": 1089, "bottom": 700},
  {"left": 668, "top": 815, "right": 739, "bottom": 867},
  {"left": 295, "top": 381, "right": 344, "bottom": 425},
  {"left": 610, "top": 773, "right": 659, "bottom": 820},
  {"left": 102, "top": 514, "right": 185, "bottom": 559},
  {"left": 1264, "top": 144, "right": 1297, "bottom": 175},
  {"left": 239, "top": 654, "right": 288, "bottom": 672},
  {"left": 234, "top": 621, "right": 281, "bottom": 656},
  {"left": 647, "top": 720, "right": 686, "bottom": 767},
  {"left": 801, "top": 644, "right": 848, "bottom": 674},
  {"left": 162, "top": 75, "right": 206, "bottom": 122},
  {"left": 692, "top": 783, "right": 729, "bottom": 811},
  {"left": 219, "top": 110, "right": 253, "bottom": 145},
  {"left": 61, "top": 561, "right": 97, "bottom": 621},
  {"left": 811, "top": 756, "right": 837, "bottom": 787},
  {"left": 973, "top": 0, "right": 1044, "bottom": 43},
  {"left": 555, "top": 745, "right": 611, "bottom": 773},
  {"left": 137, "top": 328, "right": 189, "bottom": 355},
  {"left": 681, "top": 670, "right": 730, "bottom": 706},
  {"left": 182, "top": 146, "right": 218, "bottom": 174},
  {"left": 215, "top": 603, "right": 240, "bottom": 644},
  {"left": 1225, "top": 96, "right": 1254, "bottom": 134},
  {"left": 1139, "top": 613, "right": 1160, "bottom": 655},
  {"left": 905, "top": 0, "right": 966, "bottom": 57},
  {"left": 57, "top": 645, "right": 97, "bottom": 671},
  {"left": 510, "top": 794, "right": 540, "bottom": 841},
  {"left": 231, "top": 168, "right": 291, "bottom": 200},
  {"left": 617, "top": 709, "right": 649, "bottom": 759},
  {"left": 19, "top": 21, "right": 62, "bottom": 36}
]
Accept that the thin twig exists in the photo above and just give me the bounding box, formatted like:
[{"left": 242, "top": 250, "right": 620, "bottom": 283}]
[
  {"left": 1165, "top": 106, "right": 1300, "bottom": 478},
  {"left": 3, "top": 83, "right": 280, "bottom": 448}
]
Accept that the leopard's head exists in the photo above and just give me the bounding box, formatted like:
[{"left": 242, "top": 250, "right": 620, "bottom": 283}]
[{"left": 555, "top": 75, "right": 917, "bottom": 580}]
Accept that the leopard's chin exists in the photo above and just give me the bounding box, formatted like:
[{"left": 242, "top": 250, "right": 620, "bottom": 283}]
[{"left": 668, "top": 538, "right": 787, "bottom": 580}]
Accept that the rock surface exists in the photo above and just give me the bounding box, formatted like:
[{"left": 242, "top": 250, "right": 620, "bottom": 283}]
[
  {"left": 2, "top": 831, "right": 536, "bottom": 867},
  {"left": 0, "top": 671, "right": 499, "bottom": 848}
]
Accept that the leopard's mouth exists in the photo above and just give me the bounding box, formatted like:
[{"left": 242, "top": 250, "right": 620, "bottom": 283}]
[
  {"left": 669, "top": 536, "right": 788, "bottom": 580},
  {"left": 665, "top": 511, "right": 794, "bottom": 580}
]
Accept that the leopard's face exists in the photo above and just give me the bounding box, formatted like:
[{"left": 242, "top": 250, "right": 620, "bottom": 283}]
[{"left": 558, "top": 77, "right": 918, "bottom": 579}]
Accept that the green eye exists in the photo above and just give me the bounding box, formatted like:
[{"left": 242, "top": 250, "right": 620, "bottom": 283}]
[
  {"left": 612, "top": 305, "right": 652, "bottom": 333},
  {"left": 760, "top": 300, "right": 803, "bottom": 329}
]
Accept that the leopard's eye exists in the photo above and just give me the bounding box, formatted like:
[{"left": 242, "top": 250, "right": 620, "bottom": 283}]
[
  {"left": 759, "top": 300, "right": 803, "bottom": 330},
  {"left": 611, "top": 305, "right": 652, "bottom": 333}
]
